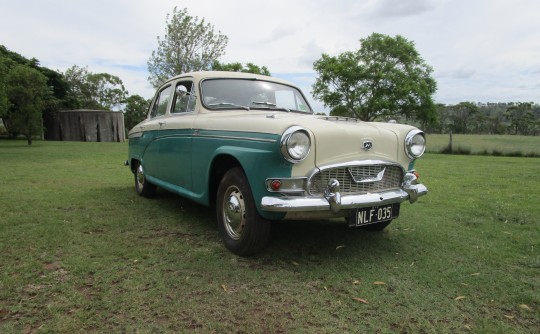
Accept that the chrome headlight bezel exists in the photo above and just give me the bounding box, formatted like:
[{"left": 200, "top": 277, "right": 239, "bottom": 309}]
[
  {"left": 280, "top": 126, "right": 311, "bottom": 163},
  {"left": 405, "top": 130, "right": 426, "bottom": 159}
]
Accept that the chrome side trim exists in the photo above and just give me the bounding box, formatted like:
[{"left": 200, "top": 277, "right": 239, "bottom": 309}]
[{"left": 195, "top": 133, "right": 277, "bottom": 143}]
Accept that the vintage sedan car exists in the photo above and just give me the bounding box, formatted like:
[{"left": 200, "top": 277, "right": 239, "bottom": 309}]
[{"left": 126, "top": 71, "right": 427, "bottom": 255}]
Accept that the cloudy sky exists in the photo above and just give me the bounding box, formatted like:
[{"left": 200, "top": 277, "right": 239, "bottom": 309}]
[{"left": 2, "top": 0, "right": 539, "bottom": 112}]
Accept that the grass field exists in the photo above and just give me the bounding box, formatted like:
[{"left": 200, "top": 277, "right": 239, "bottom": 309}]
[
  {"left": 1, "top": 140, "right": 539, "bottom": 333},
  {"left": 426, "top": 134, "right": 540, "bottom": 156}
]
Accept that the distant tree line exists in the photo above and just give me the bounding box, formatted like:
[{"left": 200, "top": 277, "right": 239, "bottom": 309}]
[{"left": 424, "top": 102, "right": 540, "bottom": 136}]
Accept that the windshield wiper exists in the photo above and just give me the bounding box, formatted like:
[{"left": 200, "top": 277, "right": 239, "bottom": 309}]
[
  {"left": 251, "top": 101, "right": 292, "bottom": 112},
  {"left": 208, "top": 102, "right": 250, "bottom": 111},
  {"left": 251, "top": 101, "right": 277, "bottom": 107}
]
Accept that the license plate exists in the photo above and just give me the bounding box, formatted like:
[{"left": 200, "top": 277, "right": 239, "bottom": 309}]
[{"left": 348, "top": 203, "right": 400, "bottom": 227}]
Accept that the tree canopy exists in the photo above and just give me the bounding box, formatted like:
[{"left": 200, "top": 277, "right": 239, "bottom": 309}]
[
  {"left": 147, "top": 7, "right": 229, "bottom": 87},
  {"left": 123, "top": 95, "right": 150, "bottom": 133},
  {"left": 312, "top": 33, "right": 437, "bottom": 123},
  {"left": 211, "top": 61, "right": 271, "bottom": 76},
  {"left": 5, "top": 64, "right": 52, "bottom": 144},
  {"left": 63, "top": 65, "right": 128, "bottom": 110}
]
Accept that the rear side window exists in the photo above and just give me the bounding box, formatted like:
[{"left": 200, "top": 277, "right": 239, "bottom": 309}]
[{"left": 150, "top": 85, "right": 173, "bottom": 118}]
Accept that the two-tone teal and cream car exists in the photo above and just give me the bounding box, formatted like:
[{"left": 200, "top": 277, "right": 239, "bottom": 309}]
[{"left": 126, "top": 71, "right": 427, "bottom": 255}]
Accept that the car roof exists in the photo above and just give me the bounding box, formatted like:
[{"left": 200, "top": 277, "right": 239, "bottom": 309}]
[{"left": 161, "top": 71, "right": 295, "bottom": 87}]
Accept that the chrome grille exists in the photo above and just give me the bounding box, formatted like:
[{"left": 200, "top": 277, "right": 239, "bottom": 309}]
[{"left": 308, "top": 164, "right": 404, "bottom": 195}]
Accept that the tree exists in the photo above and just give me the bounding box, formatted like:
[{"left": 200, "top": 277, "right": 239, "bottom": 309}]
[
  {"left": 124, "top": 95, "right": 150, "bottom": 133},
  {"left": 0, "top": 57, "right": 10, "bottom": 119},
  {"left": 447, "top": 102, "right": 479, "bottom": 134},
  {"left": 6, "top": 64, "right": 52, "bottom": 145},
  {"left": 148, "top": 7, "right": 229, "bottom": 87},
  {"left": 211, "top": 60, "right": 270, "bottom": 76},
  {"left": 64, "top": 65, "right": 128, "bottom": 110},
  {"left": 312, "top": 33, "right": 437, "bottom": 123},
  {"left": 505, "top": 102, "right": 534, "bottom": 135}
]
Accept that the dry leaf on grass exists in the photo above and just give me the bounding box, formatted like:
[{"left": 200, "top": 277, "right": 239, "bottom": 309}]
[
  {"left": 352, "top": 297, "right": 369, "bottom": 304},
  {"left": 336, "top": 245, "right": 346, "bottom": 250},
  {"left": 221, "top": 284, "right": 230, "bottom": 293},
  {"left": 519, "top": 304, "right": 531, "bottom": 311},
  {"left": 373, "top": 281, "right": 386, "bottom": 285},
  {"left": 454, "top": 296, "right": 466, "bottom": 301}
]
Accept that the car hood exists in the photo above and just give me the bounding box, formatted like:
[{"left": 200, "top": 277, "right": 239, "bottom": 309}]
[{"left": 194, "top": 111, "right": 415, "bottom": 168}]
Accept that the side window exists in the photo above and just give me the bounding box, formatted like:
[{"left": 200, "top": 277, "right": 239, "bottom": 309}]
[
  {"left": 150, "top": 85, "right": 172, "bottom": 118},
  {"left": 172, "top": 81, "right": 195, "bottom": 113}
]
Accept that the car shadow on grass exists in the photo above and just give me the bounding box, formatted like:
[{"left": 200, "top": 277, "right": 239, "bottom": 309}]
[{"left": 110, "top": 185, "right": 407, "bottom": 266}]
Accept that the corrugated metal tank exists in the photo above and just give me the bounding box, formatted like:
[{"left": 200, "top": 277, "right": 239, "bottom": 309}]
[{"left": 45, "top": 109, "right": 125, "bottom": 142}]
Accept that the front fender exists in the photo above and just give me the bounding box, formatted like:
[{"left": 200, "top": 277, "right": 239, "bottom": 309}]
[{"left": 198, "top": 145, "right": 292, "bottom": 219}]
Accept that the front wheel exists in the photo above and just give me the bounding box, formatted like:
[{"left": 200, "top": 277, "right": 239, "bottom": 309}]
[
  {"left": 216, "top": 168, "right": 270, "bottom": 256},
  {"left": 134, "top": 162, "right": 156, "bottom": 198}
]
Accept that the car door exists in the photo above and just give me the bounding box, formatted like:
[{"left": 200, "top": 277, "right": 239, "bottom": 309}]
[
  {"left": 151, "top": 80, "right": 196, "bottom": 190},
  {"left": 142, "top": 83, "right": 174, "bottom": 180}
]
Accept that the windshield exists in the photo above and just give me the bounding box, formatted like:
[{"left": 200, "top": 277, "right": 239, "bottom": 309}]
[{"left": 201, "top": 78, "right": 312, "bottom": 113}]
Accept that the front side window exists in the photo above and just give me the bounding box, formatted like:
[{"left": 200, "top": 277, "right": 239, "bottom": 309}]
[
  {"left": 172, "top": 81, "right": 196, "bottom": 113},
  {"left": 150, "top": 85, "right": 172, "bottom": 118},
  {"left": 201, "top": 79, "right": 312, "bottom": 113}
]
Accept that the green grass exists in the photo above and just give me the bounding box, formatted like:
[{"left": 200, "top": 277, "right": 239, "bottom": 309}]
[
  {"left": 426, "top": 134, "right": 540, "bottom": 156},
  {"left": 1, "top": 140, "right": 539, "bottom": 333}
]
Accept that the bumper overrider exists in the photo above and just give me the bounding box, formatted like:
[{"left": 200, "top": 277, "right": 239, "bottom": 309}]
[{"left": 261, "top": 171, "right": 427, "bottom": 214}]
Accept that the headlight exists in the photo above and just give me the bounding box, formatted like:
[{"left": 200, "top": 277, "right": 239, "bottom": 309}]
[
  {"left": 280, "top": 126, "right": 311, "bottom": 163},
  {"left": 405, "top": 130, "right": 426, "bottom": 159}
]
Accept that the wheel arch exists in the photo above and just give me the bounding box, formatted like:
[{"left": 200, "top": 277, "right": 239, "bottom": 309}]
[
  {"left": 129, "top": 158, "right": 140, "bottom": 174},
  {"left": 208, "top": 154, "right": 244, "bottom": 208}
]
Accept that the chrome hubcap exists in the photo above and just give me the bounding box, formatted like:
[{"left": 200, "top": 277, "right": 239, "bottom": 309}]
[
  {"left": 223, "top": 187, "right": 245, "bottom": 240},
  {"left": 136, "top": 164, "right": 145, "bottom": 190}
]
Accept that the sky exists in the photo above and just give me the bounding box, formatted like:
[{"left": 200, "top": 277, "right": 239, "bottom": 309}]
[{"left": 1, "top": 0, "right": 540, "bottom": 113}]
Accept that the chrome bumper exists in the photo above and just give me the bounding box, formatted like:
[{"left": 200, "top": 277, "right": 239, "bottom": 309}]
[{"left": 261, "top": 172, "right": 427, "bottom": 213}]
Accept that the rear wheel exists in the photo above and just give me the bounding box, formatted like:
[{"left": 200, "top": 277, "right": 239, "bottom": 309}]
[
  {"left": 135, "top": 162, "right": 156, "bottom": 198},
  {"left": 216, "top": 167, "right": 270, "bottom": 256}
]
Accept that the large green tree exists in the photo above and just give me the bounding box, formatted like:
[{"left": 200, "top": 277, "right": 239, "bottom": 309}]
[
  {"left": 5, "top": 64, "right": 52, "bottom": 145},
  {"left": 312, "top": 33, "right": 437, "bottom": 123},
  {"left": 147, "top": 7, "right": 229, "bottom": 87},
  {"left": 63, "top": 65, "right": 128, "bottom": 110}
]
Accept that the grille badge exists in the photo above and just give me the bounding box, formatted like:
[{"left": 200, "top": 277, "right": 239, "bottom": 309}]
[{"left": 347, "top": 167, "right": 386, "bottom": 184}]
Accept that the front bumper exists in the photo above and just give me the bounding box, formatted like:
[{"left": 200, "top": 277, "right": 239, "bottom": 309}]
[{"left": 261, "top": 172, "right": 427, "bottom": 213}]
